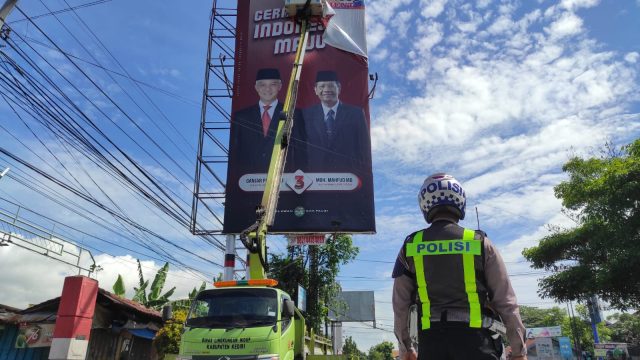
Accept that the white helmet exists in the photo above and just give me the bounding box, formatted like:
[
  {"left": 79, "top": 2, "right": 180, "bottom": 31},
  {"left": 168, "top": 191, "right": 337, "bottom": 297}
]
[{"left": 418, "top": 173, "right": 466, "bottom": 223}]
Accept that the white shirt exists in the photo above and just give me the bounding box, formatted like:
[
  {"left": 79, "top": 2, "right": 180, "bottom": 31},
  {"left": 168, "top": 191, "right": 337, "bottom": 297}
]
[
  {"left": 259, "top": 100, "right": 278, "bottom": 120},
  {"left": 321, "top": 102, "right": 339, "bottom": 120}
]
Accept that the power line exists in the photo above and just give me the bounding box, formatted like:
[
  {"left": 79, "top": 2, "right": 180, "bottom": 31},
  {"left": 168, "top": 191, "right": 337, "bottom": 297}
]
[
  {"left": 17, "top": 36, "right": 199, "bottom": 106},
  {"left": 1, "top": 36, "right": 225, "bottom": 235},
  {"left": 37, "top": 0, "right": 196, "bottom": 166},
  {"left": 60, "top": 0, "right": 198, "bottom": 154},
  {"left": 7, "top": 0, "right": 112, "bottom": 23},
  {"left": 5, "top": 15, "right": 201, "bottom": 223}
]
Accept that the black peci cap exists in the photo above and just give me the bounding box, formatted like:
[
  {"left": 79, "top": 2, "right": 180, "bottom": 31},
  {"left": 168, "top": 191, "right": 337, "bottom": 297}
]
[
  {"left": 256, "top": 68, "right": 281, "bottom": 81},
  {"left": 315, "top": 70, "right": 339, "bottom": 83}
]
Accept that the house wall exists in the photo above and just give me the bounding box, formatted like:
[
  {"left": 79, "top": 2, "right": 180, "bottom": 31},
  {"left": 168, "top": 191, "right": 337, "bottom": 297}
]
[
  {"left": 0, "top": 324, "right": 49, "bottom": 360},
  {"left": 87, "top": 328, "right": 120, "bottom": 360}
]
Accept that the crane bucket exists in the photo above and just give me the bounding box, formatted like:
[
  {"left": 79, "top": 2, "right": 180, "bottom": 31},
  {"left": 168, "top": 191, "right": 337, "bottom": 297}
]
[{"left": 285, "top": 0, "right": 325, "bottom": 17}]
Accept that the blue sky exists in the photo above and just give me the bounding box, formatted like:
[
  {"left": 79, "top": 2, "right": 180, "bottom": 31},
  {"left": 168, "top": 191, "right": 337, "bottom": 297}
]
[{"left": 0, "top": 0, "right": 639, "bottom": 352}]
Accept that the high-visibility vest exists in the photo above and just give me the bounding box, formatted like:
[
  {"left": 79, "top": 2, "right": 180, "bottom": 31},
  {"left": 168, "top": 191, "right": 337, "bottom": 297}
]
[{"left": 405, "top": 228, "right": 483, "bottom": 330}]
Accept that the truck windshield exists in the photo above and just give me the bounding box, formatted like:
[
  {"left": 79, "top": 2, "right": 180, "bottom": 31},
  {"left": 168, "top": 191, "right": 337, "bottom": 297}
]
[{"left": 186, "top": 288, "right": 278, "bottom": 328}]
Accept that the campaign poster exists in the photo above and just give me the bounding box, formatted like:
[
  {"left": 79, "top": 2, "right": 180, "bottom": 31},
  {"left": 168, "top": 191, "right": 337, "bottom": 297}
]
[{"left": 223, "top": 0, "right": 375, "bottom": 234}]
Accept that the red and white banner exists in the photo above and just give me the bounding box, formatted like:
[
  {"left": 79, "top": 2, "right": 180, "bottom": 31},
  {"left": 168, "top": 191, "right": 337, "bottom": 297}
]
[{"left": 288, "top": 234, "right": 327, "bottom": 246}]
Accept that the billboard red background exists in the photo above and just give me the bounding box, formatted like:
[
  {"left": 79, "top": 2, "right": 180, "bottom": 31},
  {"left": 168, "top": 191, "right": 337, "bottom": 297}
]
[{"left": 223, "top": 0, "right": 375, "bottom": 234}]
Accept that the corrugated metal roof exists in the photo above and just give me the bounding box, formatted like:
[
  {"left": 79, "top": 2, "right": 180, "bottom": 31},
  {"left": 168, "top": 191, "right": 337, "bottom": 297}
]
[
  {"left": 0, "top": 304, "right": 21, "bottom": 313},
  {"left": 98, "top": 288, "right": 162, "bottom": 320},
  {"left": 0, "top": 287, "right": 161, "bottom": 324}
]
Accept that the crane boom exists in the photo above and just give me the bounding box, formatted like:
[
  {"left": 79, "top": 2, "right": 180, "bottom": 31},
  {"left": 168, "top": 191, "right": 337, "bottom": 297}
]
[{"left": 241, "top": 19, "right": 312, "bottom": 280}]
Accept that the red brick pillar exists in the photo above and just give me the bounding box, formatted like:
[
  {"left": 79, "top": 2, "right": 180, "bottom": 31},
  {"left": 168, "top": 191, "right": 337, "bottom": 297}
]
[{"left": 49, "top": 276, "right": 98, "bottom": 360}]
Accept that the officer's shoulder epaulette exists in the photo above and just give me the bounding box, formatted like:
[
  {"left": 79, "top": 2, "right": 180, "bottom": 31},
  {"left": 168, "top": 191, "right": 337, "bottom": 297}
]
[{"left": 475, "top": 229, "right": 488, "bottom": 238}]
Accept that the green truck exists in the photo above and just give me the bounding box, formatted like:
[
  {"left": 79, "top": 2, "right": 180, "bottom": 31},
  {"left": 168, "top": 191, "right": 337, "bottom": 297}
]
[{"left": 176, "top": 281, "right": 306, "bottom": 360}]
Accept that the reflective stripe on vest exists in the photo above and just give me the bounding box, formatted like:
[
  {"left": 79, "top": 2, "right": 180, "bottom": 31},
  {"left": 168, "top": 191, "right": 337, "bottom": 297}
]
[{"left": 406, "top": 228, "right": 482, "bottom": 330}]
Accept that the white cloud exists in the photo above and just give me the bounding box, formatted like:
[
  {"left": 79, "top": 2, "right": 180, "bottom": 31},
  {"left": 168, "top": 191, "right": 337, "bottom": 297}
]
[
  {"left": 487, "top": 15, "right": 516, "bottom": 35},
  {"left": 365, "top": 0, "right": 413, "bottom": 50},
  {"left": 371, "top": 2, "right": 637, "bottom": 167},
  {"left": 0, "top": 244, "right": 209, "bottom": 309},
  {"left": 413, "top": 22, "right": 444, "bottom": 56},
  {"left": 151, "top": 67, "right": 182, "bottom": 78},
  {"left": 546, "top": 12, "right": 584, "bottom": 38},
  {"left": 391, "top": 11, "right": 413, "bottom": 38},
  {"left": 366, "top": 21, "right": 387, "bottom": 51},
  {"left": 625, "top": 52, "right": 639, "bottom": 63},
  {"left": 560, "top": 0, "right": 601, "bottom": 11},
  {"left": 420, "top": 0, "right": 448, "bottom": 19}
]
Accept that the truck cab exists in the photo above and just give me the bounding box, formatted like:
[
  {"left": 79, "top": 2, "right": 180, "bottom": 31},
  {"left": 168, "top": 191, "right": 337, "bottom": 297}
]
[{"left": 177, "top": 280, "right": 304, "bottom": 360}]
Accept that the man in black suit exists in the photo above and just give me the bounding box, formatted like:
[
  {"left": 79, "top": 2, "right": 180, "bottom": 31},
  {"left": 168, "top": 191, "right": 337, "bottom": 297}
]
[
  {"left": 302, "top": 70, "right": 371, "bottom": 172},
  {"left": 231, "top": 68, "right": 281, "bottom": 173},
  {"left": 224, "top": 68, "right": 306, "bottom": 233},
  {"left": 295, "top": 70, "right": 375, "bottom": 233}
]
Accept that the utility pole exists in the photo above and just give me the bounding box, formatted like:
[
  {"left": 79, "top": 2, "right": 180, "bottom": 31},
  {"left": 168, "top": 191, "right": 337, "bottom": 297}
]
[
  {"left": 0, "top": 0, "right": 18, "bottom": 29},
  {"left": 568, "top": 301, "right": 583, "bottom": 356}
]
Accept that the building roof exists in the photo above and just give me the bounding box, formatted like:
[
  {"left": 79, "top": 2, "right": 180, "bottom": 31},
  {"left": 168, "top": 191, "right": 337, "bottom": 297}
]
[
  {"left": 98, "top": 288, "right": 162, "bottom": 320},
  {"left": 0, "top": 304, "right": 21, "bottom": 313},
  {"left": 0, "top": 287, "right": 162, "bottom": 325}
]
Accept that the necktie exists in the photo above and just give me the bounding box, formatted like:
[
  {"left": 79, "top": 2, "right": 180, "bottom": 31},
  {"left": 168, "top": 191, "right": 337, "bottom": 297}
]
[
  {"left": 326, "top": 109, "right": 335, "bottom": 142},
  {"left": 261, "top": 104, "right": 272, "bottom": 137}
]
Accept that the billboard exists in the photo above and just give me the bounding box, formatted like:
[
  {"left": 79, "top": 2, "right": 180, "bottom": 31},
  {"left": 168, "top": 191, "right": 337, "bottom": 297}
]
[
  {"left": 526, "top": 325, "right": 562, "bottom": 338},
  {"left": 594, "top": 343, "right": 629, "bottom": 359},
  {"left": 223, "top": 0, "right": 375, "bottom": 234},
  {"left": 297, "top": 285, "right": 307, "bottom": 312},
  {"left": 534, "top": 337, "right": 554, "bottom": 360},
  {"left": 328, "top": 290, "right": 375, "bottom": 322}
]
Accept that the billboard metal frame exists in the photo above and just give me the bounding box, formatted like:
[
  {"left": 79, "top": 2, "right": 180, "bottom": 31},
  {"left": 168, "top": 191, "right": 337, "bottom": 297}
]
[{"left": 190, "top": 0, "right": 237, "bottom": 235}]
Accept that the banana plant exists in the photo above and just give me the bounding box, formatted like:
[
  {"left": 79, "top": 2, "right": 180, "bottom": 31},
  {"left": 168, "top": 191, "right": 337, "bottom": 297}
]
[
  {"left": 112, "top": 274, "right": 126, "bottom": 297},
  {"left": 131, "top": 259, "right": 176, "bottom": 310}
]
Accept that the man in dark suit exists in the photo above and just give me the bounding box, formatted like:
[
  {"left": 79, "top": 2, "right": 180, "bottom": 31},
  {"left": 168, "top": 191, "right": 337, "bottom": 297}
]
[
  {"left": 302, "top": 70, "right": 371, "bottom": 172},
  {"left": 224, "top": 68, "right": 306, "bottom": 233},
  {"left": 296, "top": 70, "right": 375, "bottom": 233}
]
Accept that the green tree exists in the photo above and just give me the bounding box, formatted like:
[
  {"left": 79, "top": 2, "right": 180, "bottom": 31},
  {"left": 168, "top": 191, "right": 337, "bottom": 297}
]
[
  {"left": 130, "top": 259, "right": 176, "bottom": 310},
  {"left": 112, "top": 274, "right": 126, "bottom": 297},
  {"left": 518, "top": 305, "right": 614, "bottom": 353},
  {"left": 367, "top": 341, "right": 394, "bottom": 360},
  {"left": 153, "top": 309, "right": 186, "bottom": 359},
  {"left": 519, "top": 305, "right": 567, "bottom": 328},
  {"left": 170, "top": 281, "right": 207, "bottom": 312},
  {"left": 523, "top": 140, "right": 640, "bottom": 309},
  {"left": 269, "top": 250, "right": 305, "bottom": 299},
  {"left": 268, "top": 234, "right": 359, "bottom": 334},
  {"left": 607, "top": 313, "right": 640, "bottom": 346},
  {"left": 567, "top": 304, "right": 612, "bottom": 353},
  {"left": 343, "top": 336, "right": 366, "bottom": 360}
]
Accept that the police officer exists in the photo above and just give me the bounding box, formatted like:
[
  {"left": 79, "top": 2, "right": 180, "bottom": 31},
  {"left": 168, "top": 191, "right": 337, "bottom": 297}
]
[{"left": 392, "top": 173, "right": 527, "bottom": 360}]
